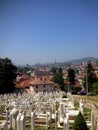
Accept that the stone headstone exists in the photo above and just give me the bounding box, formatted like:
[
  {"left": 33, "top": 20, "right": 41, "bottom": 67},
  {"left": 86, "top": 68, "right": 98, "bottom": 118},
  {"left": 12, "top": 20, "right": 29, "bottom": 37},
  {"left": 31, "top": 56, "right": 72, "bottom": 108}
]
[
  {"left": 20, "top": 115, "right": 25, "bottom": 130},
  {"left": 97, "top": 116, "right": 98, "bottom": 130},
  {"left": 55, "top": 112, "right": 57, "bottom": 130},
  {"left": 79, "top": 99, "right": 84, "bottom": 114},
  {"left": 1, "top": 121, "right": 8, "bottom": 130},
  {"left": 31, "top": 112, "right": 35, "bottom": 130},
  {"left": 16, "top": 112, "right": 22, "bottom": 130},
  {"left": 10, "top": 107, "right": 19, "bottom": 129},
  {"left": 5, "top": 107, "right": 9, "bottom": 124},
  {"left": 91, "top": 111, "right": 94, "bottom": 130}
]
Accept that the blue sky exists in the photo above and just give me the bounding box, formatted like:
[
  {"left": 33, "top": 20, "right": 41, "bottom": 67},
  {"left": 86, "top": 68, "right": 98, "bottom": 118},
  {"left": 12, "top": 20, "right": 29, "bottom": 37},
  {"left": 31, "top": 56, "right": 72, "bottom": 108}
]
[{"left": 0, "top": 0, "right": 98, "bottom": 65}]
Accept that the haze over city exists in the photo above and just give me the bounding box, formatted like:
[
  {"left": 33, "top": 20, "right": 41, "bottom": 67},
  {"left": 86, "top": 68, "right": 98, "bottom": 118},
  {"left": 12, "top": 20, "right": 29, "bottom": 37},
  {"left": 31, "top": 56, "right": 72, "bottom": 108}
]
[{"left": 0, "top": 0, "right": 98, "bottom": 65}]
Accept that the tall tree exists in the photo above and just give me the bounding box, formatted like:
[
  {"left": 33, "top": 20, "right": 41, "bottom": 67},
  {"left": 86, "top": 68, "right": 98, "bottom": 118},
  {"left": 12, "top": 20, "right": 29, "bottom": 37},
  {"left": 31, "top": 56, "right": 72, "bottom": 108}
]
[
  {"left": 68, "top": 68, "right": 76, "bottom": 85},
  {"left": 84, "top": 61, "right": 96, "bottom": 92},
  {"left": 52, "top": 67, "right": 64, "bottom": 91},
  {"left": 92, "top": 81, "right": 98, "bottom": 94},
  {"left": 96, "top": 61, "right": 98, "bottom": 67},
  {"left": 51, "top": 67, "right": 57, "bottom": 74},
  {"left": 0, "top": 58, "right": 17, "bottom": 94},
  {"left": 73, "top": 112, "right": 88, "bottom": 130}
]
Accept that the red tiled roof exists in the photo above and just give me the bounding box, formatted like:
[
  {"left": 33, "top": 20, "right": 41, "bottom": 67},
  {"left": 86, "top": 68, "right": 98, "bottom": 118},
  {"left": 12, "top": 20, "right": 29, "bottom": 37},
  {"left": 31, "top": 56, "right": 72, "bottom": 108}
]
[
  {"left": 15, "top": 78, "right": 34, "bottom": 88},
  {"left": 30, "top": 78, "right": 54, "bottom": 86},
  {"left": 64, "top": 80, "right": 81, "bottom": 87},
  {"left": 15, "top": 76, "right": 54, "bottom": 88}
]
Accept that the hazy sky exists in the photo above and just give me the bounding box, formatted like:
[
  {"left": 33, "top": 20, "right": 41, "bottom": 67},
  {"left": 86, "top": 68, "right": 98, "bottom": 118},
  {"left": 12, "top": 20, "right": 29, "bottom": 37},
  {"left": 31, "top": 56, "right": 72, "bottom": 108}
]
[{"left": 0, "top": 0, "right": 98, "bottom": 65}]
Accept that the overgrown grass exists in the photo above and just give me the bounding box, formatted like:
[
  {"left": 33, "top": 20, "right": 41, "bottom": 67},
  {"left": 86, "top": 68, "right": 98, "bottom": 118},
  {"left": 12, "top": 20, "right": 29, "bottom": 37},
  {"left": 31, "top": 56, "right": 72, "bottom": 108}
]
[
  {"left": 84, "top": 107, "right": 91, "bottom": 121},
  {"left": 89, "top": 95, "right": 98, "bottom": 103},
  {"left": 74, "top": 101, "right": 79, "bottom": 110},
  {"left": 73, "top": 95, "right": 98, "bottom": 105}
]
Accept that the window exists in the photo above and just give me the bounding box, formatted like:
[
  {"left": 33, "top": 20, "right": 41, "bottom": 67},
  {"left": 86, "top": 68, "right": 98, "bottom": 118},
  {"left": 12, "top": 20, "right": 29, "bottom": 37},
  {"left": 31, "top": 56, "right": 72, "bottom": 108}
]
[{"left": 36, "top": 85, "right": 38, "bottom": 89}]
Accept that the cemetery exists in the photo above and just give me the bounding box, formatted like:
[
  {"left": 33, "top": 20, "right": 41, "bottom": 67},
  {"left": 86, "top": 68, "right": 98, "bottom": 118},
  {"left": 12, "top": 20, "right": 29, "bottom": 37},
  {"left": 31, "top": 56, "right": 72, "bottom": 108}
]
[{"left": 0, "top": 92, "right": 98, "bottom": 130}]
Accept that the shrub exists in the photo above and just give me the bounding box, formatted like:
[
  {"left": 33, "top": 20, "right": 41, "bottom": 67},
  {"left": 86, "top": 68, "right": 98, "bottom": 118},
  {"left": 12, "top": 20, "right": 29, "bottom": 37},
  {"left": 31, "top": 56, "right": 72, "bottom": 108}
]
[{"left": 73, "top": 112, "right": 88, "bottom": 130}]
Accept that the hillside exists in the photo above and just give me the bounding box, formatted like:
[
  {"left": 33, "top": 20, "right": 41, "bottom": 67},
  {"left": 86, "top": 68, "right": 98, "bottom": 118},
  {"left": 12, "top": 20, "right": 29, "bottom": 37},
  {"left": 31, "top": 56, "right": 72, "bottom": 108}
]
[{"left": 63, "top": 57, "right": 98, "bottom": 64}]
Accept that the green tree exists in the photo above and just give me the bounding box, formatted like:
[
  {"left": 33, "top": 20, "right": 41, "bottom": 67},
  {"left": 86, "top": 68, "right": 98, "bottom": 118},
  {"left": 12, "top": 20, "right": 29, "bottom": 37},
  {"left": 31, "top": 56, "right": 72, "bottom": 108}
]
[
  {"left": 68, "top": 68, "right": 76, "bottom": 85},
  {"left": 17, "top": 66, "right": 33, "bottom": 74},
  {"left": 51, "top": 67, "right": 57, "bottom": 74},
  {"left": 73, "top": 112, "right": 88, "bottom": 130},
  {"left": 52, "top": 67, "right": 64, "bottom": 91},
  {"left": 92, "top": 81, "right": 98, "bottom": 94},
  {"left": 0, "top": 58, "right": 17, "bottom": 94},
  {"left": 84, "top": 61, "right": 96, "bottom": 92},
  {"left": 96, "top": 61, "right": 98, "bottom": 67}
]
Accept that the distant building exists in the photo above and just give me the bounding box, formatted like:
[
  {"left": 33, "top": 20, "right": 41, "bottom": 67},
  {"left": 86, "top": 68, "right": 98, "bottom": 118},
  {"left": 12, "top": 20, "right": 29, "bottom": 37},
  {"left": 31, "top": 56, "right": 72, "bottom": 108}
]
[
  {"left": 15, "top": 76, "right": 60, "bottom": 93},
  {"left": 29, "top": 78, "right": 54, "bottom": 93}
]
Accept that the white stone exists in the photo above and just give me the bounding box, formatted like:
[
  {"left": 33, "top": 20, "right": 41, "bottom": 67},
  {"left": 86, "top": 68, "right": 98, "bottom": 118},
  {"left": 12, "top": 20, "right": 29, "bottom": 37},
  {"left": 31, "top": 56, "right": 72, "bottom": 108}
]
[
  {"left": 16, "top": 112, "right": 21, "bottom": 130},
  {"left": 1, "top": 121, "right": 8, "bottom": 130},
  {"left": 97, "top": 117, "right": 98, "bottom": 130},
  {"left": 31, "top": 112, "right": 35, "bottom": 130},
  {"left": 79, "top": 99, "right": 84, "bottom": 114},
  {"left": 46, "top": 113, "right": 49, "bottom": 129},
  {"left": 20, "top": 115, "right": 25, "bottom": 130},
  {"left": 91, "top": 112, "right": 94, "bottom": 130}
]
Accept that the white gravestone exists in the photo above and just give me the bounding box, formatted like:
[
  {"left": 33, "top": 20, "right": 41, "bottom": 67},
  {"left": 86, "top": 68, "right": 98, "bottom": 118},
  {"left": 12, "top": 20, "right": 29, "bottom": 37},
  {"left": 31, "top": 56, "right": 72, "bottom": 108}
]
[
  {"left": 63, "top": 113, "right": 69, "bottom": 130},
  {"left": 10, "top": 107, "right": 19, "bottom": 129},
  {"left": 31, "top": 112, "right": 35, "bottom": 130},
  {"left": 97, "top": 116, "right": 98, "bottom": 130},
  {"left": 55, "top": 112, "right": 57, "bottom": 130},
  {"left": 20, "top": 115, "right": 25, "bottom": 130},
  {"left": 60, "top": 102, "right": 63, "bottom": 117},
  {"left": 1, "top": 121, "right": 8, "bottom": 130},
  {"left": 46, "top": 113, "right": 49, "bottom": 129},
  {"left": 91, "top": 111, "right": 94, "bottom": 130},
  {"left": 79, "top": 99, "right": 84, "bottom": 115},
  {"left": 16, "top": 112, "right": 22, "bottom": 130},
  {"left": 5, "top": 107, "right": 9, "bottom": 124}
]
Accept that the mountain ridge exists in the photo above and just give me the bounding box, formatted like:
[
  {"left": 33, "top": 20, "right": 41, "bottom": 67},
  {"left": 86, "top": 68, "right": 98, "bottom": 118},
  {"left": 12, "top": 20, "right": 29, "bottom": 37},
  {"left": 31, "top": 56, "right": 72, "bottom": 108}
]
[{"left": 58, "top": 57, "right": 98, "bottom": 65}]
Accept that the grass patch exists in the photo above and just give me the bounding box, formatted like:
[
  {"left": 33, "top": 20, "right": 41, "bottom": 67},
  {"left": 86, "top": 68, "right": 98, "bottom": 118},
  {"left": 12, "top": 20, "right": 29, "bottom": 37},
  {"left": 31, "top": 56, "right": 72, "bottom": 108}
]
[
  {"left": 73, "top": 95, "right": 98, "bottom": 105},
  {"left": 84, "top": 107, "right": 91, "bottom": 121},
  {"left": 89, "top": 95, "right": 98, "bottom": 103},
  {"left": 74, "top": 101, "right": 79, "bottom": 110}
]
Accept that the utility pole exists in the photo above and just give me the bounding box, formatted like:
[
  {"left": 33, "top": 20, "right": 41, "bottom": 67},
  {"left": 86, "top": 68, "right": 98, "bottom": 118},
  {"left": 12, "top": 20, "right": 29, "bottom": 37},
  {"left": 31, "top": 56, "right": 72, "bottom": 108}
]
[{"left": 68, "top": 77, "right": 69, "bottom": 93}]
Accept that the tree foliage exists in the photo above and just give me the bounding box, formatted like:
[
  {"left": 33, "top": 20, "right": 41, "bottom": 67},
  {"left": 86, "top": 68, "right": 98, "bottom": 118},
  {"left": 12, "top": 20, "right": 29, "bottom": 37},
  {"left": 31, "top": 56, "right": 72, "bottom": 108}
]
[
  {"left": 84, "top": 61, "right": 96, "bottom": 92},
  {"left": 73, "top": 112, "right": 88, "bottom": 130},
  {"left": 68, "top": 68, "right": 76, "bottom": 85},
  {"left": 51, "top": 67, "right": 57, "bottom": 74},
  {"left": 87, "top": 61, "right": 96, "bottom": 84},
  {"left": 17, "top": 66, "right": 33, "bottom": 74},
  {"left": 0, "top": 58, "right": 17, "bottom": 94},
  {"left": 92, "top": 81, "right": 98, "bottom": 94},
  {"left": 96, "top": 61, "right": 98, "bottom": 67},
  {"left": 52, "top": 67, "right": 64, "bottom": 91}
]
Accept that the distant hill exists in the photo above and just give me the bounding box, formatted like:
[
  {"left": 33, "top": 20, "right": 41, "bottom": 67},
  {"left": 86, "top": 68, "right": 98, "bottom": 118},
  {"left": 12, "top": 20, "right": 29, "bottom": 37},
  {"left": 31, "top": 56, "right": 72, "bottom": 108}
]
[
  {"left": 18, "top": 57, "right": 98, "bottom": 67},
  {"left": 59, "top": 57, "right": 98, "bottom": 65}
]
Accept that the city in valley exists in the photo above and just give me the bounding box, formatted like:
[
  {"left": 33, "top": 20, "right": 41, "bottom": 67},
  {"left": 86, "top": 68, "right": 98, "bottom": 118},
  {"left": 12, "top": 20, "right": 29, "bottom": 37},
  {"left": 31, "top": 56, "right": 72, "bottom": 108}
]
[
  {"left": 0, "top": 0, "right": 98, "bottom": 130},
  {"left": 0, "top": 57, "right": 98, "bottom": 130}
]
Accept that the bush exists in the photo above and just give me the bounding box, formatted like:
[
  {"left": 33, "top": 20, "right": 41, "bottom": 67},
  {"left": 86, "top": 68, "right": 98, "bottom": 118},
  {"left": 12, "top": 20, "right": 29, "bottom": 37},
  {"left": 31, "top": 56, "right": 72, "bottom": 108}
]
[{"left": 73, "top": 112, "right": 88, "bottom": 130}]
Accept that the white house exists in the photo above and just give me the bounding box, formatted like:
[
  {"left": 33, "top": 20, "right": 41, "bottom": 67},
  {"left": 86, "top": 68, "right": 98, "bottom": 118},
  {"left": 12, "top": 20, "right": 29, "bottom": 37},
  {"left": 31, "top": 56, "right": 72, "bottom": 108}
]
[{"left": 29, "top": 78, "right": 54, "bottom": 93}]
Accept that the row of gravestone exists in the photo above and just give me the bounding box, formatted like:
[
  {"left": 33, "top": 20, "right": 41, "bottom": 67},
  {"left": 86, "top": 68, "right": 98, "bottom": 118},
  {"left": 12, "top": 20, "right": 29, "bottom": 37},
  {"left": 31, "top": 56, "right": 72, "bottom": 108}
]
[
  {"left": 0, "top": 92, "right": 86, "bottom": 130},
  {"left": 0, "top": 92, "right": 63, "bottom": 128},
  {"left": 0, "top": 110, "right": 70, "bottom": 130},
  {"left": 1, "top": 92, "right": 64, "bottom": 110}
]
